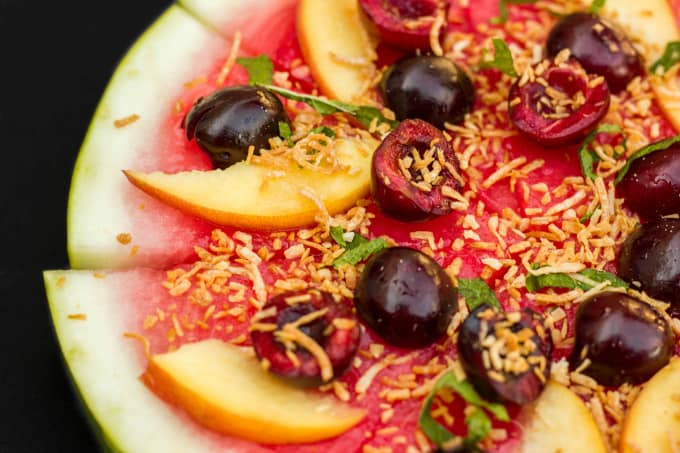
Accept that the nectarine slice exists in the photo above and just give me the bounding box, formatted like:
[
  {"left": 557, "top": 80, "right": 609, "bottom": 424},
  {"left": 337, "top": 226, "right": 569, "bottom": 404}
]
[
  {"left": 519, "top": 381, "right": 607, "bottom": 453},
  {"left": 620, "top": 358, "right": 680, "bottom": 453},
  {"left": 142, "top": 339, "right": 366, "bottom": 444},
  {"left": 297, "top": 0, "right": 378, "bottom": 103},
  {"left": 125, "top": 137, "right": 377, "bottom": 230}
]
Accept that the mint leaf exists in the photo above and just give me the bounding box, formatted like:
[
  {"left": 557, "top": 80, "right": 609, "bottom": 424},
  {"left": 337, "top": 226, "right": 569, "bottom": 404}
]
[
  {"left": 650, "top": 41, "right": 680, "bottom": 74},
  {"left": 526, "top": 267, "right": 628, "bottom": 292},
  {"left": 490, "top": 0, "right": 538, "bottom": 24},
  {"left": 333, "top": 237, "right": 388, "bottom": 268},
  {"left": 329, "top": 226, "right": 347, "bottom": 248},
  {"left": 589, "top": 0, "right": 606, "bottom": 14},
  {"left": 580, "top": 210, "right": 595, "bottom": 224},
  {"left": 615, "top": 134, "right": 680, "bottom": 184},
  {"left": 262, "top": 84, "right": 398, "bottom": 130},
  {"left": 419, "top": 371, "right": 509, "bottom": 448},
  {"left": 278, "top": 121, "right": 294, "bottom": 146},
  {"left": 578, "top": 124, "right": 625, "bottom": 181},
  {"left": 479, "top": 39, "right": 518, "bottom": 77},
  {"left": 310, "top": 125, "right": 336, "bottom": 138},
  {"left": 236, "top": 55, "right": 274, "bottom": 85},
  {"left": 457, "top": 278, "right": 502, "bottom": 311}
]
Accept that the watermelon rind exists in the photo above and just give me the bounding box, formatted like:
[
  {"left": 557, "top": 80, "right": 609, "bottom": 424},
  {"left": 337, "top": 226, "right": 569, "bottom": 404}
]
[
  {"left": 66, "top": 4, "right": 231, "bottom": 270},
  {"left": 44, "top": 269, "right": 221, "bottom": 453}
]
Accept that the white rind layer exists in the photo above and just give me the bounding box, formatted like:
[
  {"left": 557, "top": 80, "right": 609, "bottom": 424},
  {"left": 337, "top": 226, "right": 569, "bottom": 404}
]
[
  {"left": 67, "top": 5, "right": 230, "bottom": 270},
  {"left": 44, "top": 269, "right": 225, "bottom": 453}
]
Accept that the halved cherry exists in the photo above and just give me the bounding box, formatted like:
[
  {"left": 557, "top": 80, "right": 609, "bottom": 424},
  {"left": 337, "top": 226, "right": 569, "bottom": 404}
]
[
  {"left": 371, "top": 119, "right": 465, "bottom": 221},
  {"left": 457, "top": 305, "right": 553, "bottom": 405},
  {"left": 508, "top": 55, "right": 610, "bottom": 147},
  {"left": 546, "top": 13, "right": 644, "bottom": 94},
  {"left": 250, "top": 289, "right": 361, "bottom": 387},
  {"left": 358, "top": 0, "right": 450, "bottom": 51}
]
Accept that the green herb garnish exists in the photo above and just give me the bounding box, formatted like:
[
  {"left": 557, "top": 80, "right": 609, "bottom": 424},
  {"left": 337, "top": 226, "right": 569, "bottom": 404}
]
[
  {"left": 236, "top": 55, "right": 274, "bottom": 85},
  {"left": 330, "top": 227, "right": 388, "bottom": 268},
  {"left": 578, "top": 124, "right": 625, "bottom": 181},
  {"left": 278, "top": 121, "right": 294, "bottom": 146},
  {"left": 419, "top": 371, "right": 509, "bottom": 448},
  {"left": 309, "top": 125, "right": 336, "bottom": 138},
  {"left": 589, "top": 0, "right": 606, "bottom": 14},
  {"left": 615, "top": 134, "right": 680, "bottom": 184},
  {"left": 491, "top": 0, "right": 538, "bottom": 25},
  {"left": 650, "top": 41, "right": 680, "bottom": 74},
  {"left": 479, "top": 38, "right": 518, "bottom": 77},
  {"left": 457, "top": 278, "right": 502, "bottom": 311},
  {"left": 525, "top": 266, "right": 628, "bottom": 292},
  {"left": 262, "top": 85, "right": 398, "bottom": 130}
]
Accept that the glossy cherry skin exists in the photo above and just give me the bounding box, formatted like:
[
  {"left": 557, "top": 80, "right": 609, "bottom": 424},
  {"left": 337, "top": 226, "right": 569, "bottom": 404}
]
[
  {"left": 354, "top": 247, "right": 458, "bottom": 348},
  {"left": 251, "top": 289, "right": 361, "bottom": 387},
  {"left": 359, "top": 0, "right": 449, "bottom": 51},
  {"left": 508, "top": 59, "right": 610, "bottom": 146},
  {"left": 371, "top": 119, "right": 464, "bottom": 221},
  {"left": 618, "top": 219, "right": 680, "bottom": 311},
  {"left": 382, "top": 55, "right": 475, "bottom": 129},
  {"left": 457, "top": 305, "right": 553, "bottom": 405},
  {"left": 184, "top": 85, "right": 290, "bottom": 168},
  {"left": 569, "top": 292, "right": 673, "bottom": 387},
  {"left": 546, "top": 13, "right": 644, "bottom": 94},
  {"left": 617, "top": 142, "right": 680, "bottom": 221}
]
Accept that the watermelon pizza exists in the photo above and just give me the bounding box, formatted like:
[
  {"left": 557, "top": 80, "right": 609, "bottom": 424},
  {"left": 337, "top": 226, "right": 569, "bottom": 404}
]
[{"left": 43, "top": 0, "right": 680, "bottom": 451}]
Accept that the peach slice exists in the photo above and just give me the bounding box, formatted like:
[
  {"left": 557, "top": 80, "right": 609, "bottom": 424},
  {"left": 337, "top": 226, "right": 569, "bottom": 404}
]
[
  {"left": 619, "top": 358, "right": 680, "bottom": 453},
  {"left": 141, "top": 339, "right": 366, "bottom": 444},
  {"left": 297, "top": 0, "right": 378, "bottom": 103},
  {"left": 125, "top": 137, "right": 378, "bottom": 230},
  {"left": 602, "top": 0, "right": 680, "bottom": 131},
  {"left": 519, "top": 381, "right": 607, "bottom": 453}
]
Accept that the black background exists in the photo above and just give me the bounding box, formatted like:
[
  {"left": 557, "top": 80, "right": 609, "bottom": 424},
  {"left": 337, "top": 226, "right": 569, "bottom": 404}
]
[{"left": 0, "top": 0, "right": 172, "bottom": 451}]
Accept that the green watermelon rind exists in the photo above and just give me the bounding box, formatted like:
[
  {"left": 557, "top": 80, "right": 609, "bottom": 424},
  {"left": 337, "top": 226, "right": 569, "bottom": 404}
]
[{"left": 66, "top": 4, "right": 231, "bottom": 270}]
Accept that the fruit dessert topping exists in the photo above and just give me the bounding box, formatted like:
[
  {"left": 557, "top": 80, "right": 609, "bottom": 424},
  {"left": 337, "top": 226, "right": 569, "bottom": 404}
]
[
  {"left": 508, "top": 50, "right": 611, "bottom": 146},
  {"left": 358, "top": 0, "right": 450, "bottom": 51},
  {"left": 250, "top": 288, "right": 361, "bottom": 387},
  {"left": 371, "top": 119, "right": 466, "bottom": 221},
  {"left": 354, "top": 246, "right": 458, "bottom": 348},
  {"left": 184, "top": 85, "right": 290, "bottom": 168},
  {"left": 456, "top": 305, "right": 552, "bottom": 405},
  {"left": 569, "top": 291, "right": 674, "bottom": 387},
  {"left": 618, "top": 219, "right": 680, "bottom": 314},
  {"left": 381, "top": 55, "right": 475, "bottom": 128},
  {"left": 546, "top": 12, "right": 644, "bottom": 94},
  {"left": 616, "top": 135, "right": 680, "bottom": 220}
]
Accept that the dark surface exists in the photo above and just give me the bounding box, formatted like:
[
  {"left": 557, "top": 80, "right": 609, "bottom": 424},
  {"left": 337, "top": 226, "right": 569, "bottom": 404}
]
[{"left": 0, "top": 0, "right": 171, "bottom": 451}]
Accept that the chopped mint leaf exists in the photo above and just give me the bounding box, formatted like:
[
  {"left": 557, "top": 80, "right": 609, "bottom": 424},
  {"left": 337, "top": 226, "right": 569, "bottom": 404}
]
[
  {"left": 526, "top": 266, "right": 628, "bottom": 292},
  {"left": 650, "top": 41, "right": 680, "bottom": 74},
  {"left": 261, "top": 84, "right": 398, "bottom": 130},
  {"left": 419, "top": 371, "right": 509, "bottom": 448},
  {"left": 615, "top": 134, "right": 680, "bottom": 184},
  {"left": 479, "top": 38, "right": 518, "bottom": 77},
  {"left": 589, "top": 0, "right": 606, "bottom": 14},
  {"left": 329, "top": 226, "right": 347, "bottom": 248},
  {"left": 236, "top": 55, "right": 274, "bottom": 85},
  {"left": 278, "top": 121, "right": 294, "bottom": 146},
  {"left": 578, "top": 124, "right": 625, "bottom": 181},
  {"left": 490, "top": 0, "right": 538, "bottom": 25},
  {"left": 457, "top": 278, "right": 502, "bottom": 311},
  {"left": 580, "top": 210, "right": 595, "bottom": 224},
  {"left": 310, "top": 125, "right": 336, "bottom": 138},
  {"left": 333, "top": 237, "right": 388, "bottom": 269}
]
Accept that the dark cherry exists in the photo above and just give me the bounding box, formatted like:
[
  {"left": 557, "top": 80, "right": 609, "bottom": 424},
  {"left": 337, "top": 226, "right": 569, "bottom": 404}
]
[
  {"left": 250, "top": 289, "right": 361, "bottom": 387},
  {"left": 371, "top": 119, "right": 465, "bottom": 221},
  {"left": 617, "top": 141, "right": 680, "bottom": 221},
  {"left": 354, "top": 247, "right": 458, "bottom": 348},
  {"left": 546, "top": 13, "right": 644, "bottom": 94},
  {"left": 569, "top": 292, "right": 673, "bottom": 387},
  {"left": 183, "top": 85, "right": 290, "bottom": 168},
  {"left": 457, "top": 305, "right": 553, "bottom": 405},
  {"left": 618, "top": 219, "right": 680, "bottom": 311},
  {"left": 508, "top": 58, "right": 610, "bottom": 146},
  {"left": 381, "top": 55, "right": 475, "bottom": 129},
  {"left": 359, "top": 0, "right": 450, "bottom": 51}
]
